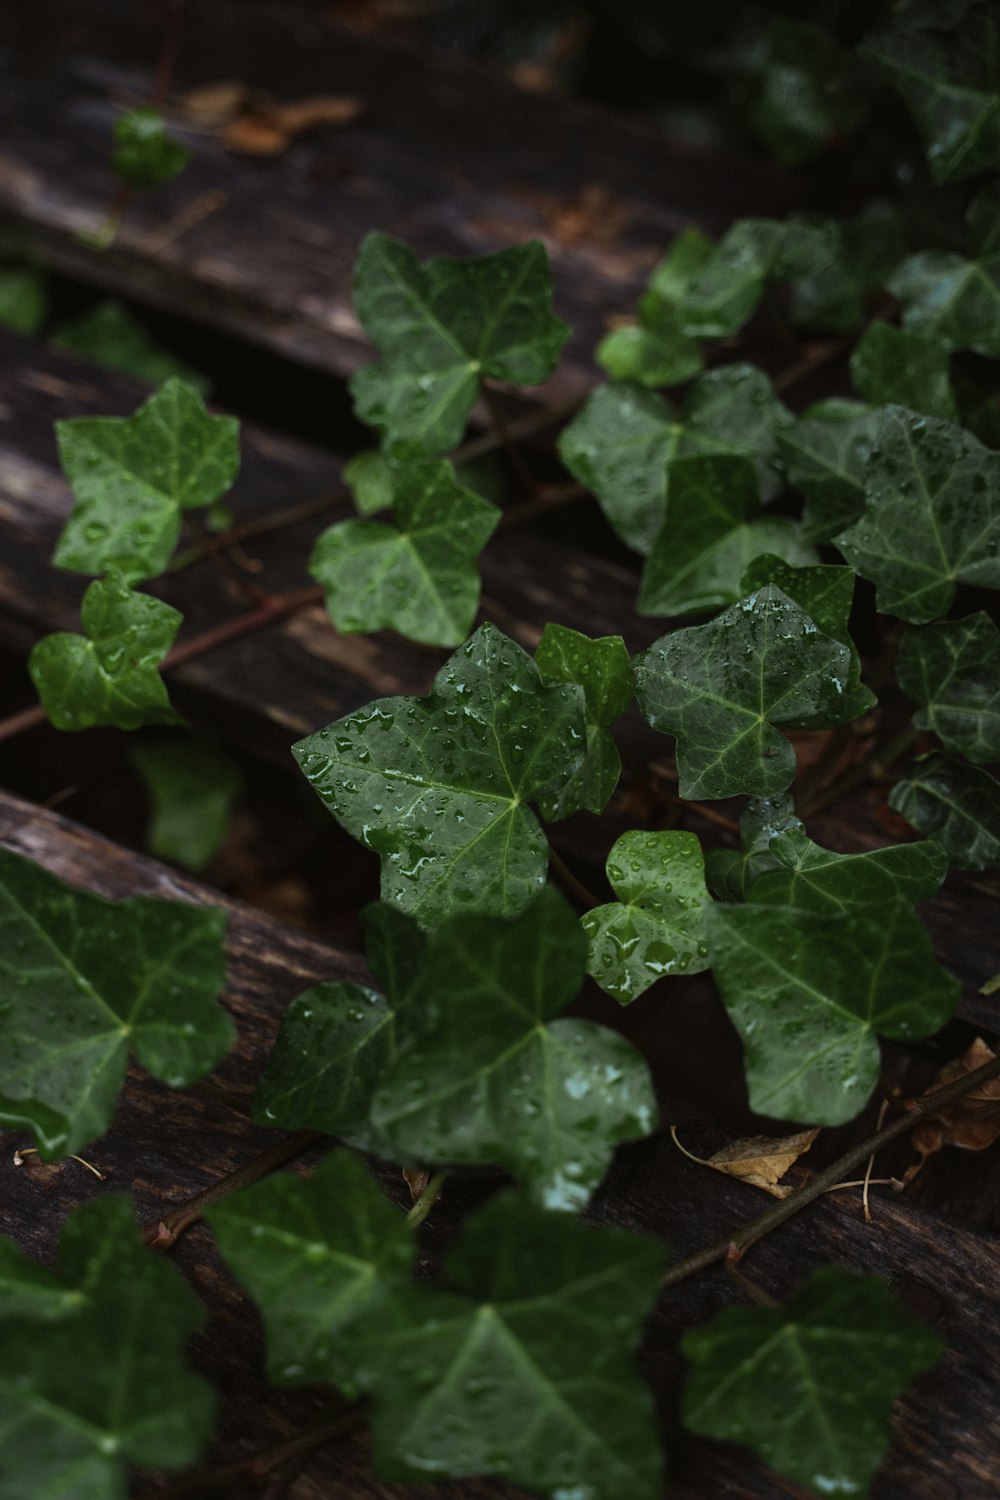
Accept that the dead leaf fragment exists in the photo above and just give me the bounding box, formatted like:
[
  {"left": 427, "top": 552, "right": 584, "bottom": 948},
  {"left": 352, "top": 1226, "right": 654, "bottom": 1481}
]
[
  {"left": 904, "top": 1037, "right": 1000, "bottom": 1182},
  {"left": 403, "top": 1167, "right": 430, "bottom": 1203},
  {"left": 222, "top": 95, "right": 365, "bottom": 156},
  {"left": 177, "top": 80, "right": 249, "bottom": 128},
  {"left": 706, "top": 1129, "right": 820, "bottom": 1198}
]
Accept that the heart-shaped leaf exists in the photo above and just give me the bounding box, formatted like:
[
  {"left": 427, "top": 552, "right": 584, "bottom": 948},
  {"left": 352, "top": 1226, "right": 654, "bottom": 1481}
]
[
  {"left": 890, "top": 751, "right": 1000, "bottom": 870},
  {"left": 896, "top": 612, "right": 1000, "bottom": 762},
  {"left": 535, "top": 624, "right": 632, "bottom": 820},
  {"left": 778, "top": 398, "right": 882, "bottom": 541}
]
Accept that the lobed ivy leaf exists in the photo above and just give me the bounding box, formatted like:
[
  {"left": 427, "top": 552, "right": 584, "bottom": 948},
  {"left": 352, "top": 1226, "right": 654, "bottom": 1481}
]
[
  {"left": 895, "top": 613, "right": 1000, "bottom": 763},
  {"left": 682, "top": 1265, "right": 942, "bottom": 1498},
  {"left": 703, "top": 792, "right": 804, "bottom": 901},
  {"left": 849, "top": 321, "right": 956, "bottom": 421},
  {"left": 293, "top": 623, "right": 586, "bottom": 928},
  {"left": 706, "top": 897, "right": 958, "bottom": 1123},
  {"left": 0, "top": 1196, "right": 214, "bottom": 1498},
  {"left": 535, "top": 624, "right": 632, "bottom": 820},
  {"left": 0, "top": 258, "right": 48, "bottom": 334},
  {"left": 596, "top": 229, "right": 709, "bottom": 387},
  {"left": 53, "top": 300, "right": 210, "bottom": 393},
  {"left": 351, "top": 234, "right": 568, "bottom": 457},
  {"left": 838, "top": 405, "right": 1000, "bottom": 622},
  {"left": 356, "top": 1189, "right": 666, "bottom": 1500},
  {"left": 778, "top": 398, "right": 882, "bottom": 541},
  {"left": 890, "top": 751, "right": 1000, "bottom": 869},
  {"left": 208, "top": 1153, "right": 412, "bottom": 1390},
  {"left": 343, "top": 448, "right": 394, "bottom": 515},
  {"left": 129, "top": 736, "right": 243, "bottom": 871},
  {"left": 0, "top": 847, "right": 231, "bottom": 1157},
  {"left": 29, "top": 574, "right": 182, "bottom": 732},
  {"left": 583, "top": 830, "right": 711, "bottom": 1004},
  {"left": 790, "top": 200, "right": 904, "bottom": 332},
  {"left": 309, "top": 459, "right": 498, "bottom": 646},
  {"left": 747, "top": 827, "right": 949, "bottom": 915},
  {"left": 889, "top": 184, "right": 1000, "bottom": 357},
  {"left": 113, "top": 107, "right": 190, "bottom": 189},
  {"left": 54, "top": 378, "right": 239, "bottom": 582},
  {"left": 751, "top": 20, "right": 871, "bottom": 167},
  {"left": 634, "top": 586, "right": 851, "bottom": 800},
  {"left": 638, "top": 455, "right": 815, "bottom": 618},
  {"left": 674, "top": 218, "right": 834, "bottom": 338}
]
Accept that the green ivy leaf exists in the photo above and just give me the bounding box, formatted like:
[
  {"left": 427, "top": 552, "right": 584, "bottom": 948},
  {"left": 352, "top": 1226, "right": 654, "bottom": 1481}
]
[
  {"left": 583, "top": 831, "right": 711, "bottom": 1003},
  {"left": 0, "top": 1241, "right": 82, "bottom": 1322},
  {"left": 838, "top": 405, "right": 1000, "bottom": 622},
  {"left": 113, "top": 107, "right": 190, "bottom": 189},
  {"left": 309, "top": 459, "right": 498, "bottom": 647},
  {"left": 896, "top": 613, "right": 1000, "bottom": 762},
  {"left": 0, "top": 847, "right": 231, "bottom": 1157},
  {"left": 682, "top": 1265, "right": 942, "bottom": 1498},
  {"left": 343, "top": 449, "right": 394, "bottom": 515},
  {"left": 293, "top": 623, "right": 586, "bottom": 928},
  {"left": 863, "top": 0, "right": 1000, "bottom": 184},
  {"left": 890, "top": 751, "right": 1000, "bottom": 869},
  {"left": 53, "top": 301, "right": 210, "bottom": 393},
  {"left": 54, "top": 378, "right": 239, "bottom": 582},
  {"left": 790, "top": 201, "right": 904, "bottom": 332},
  {"left": 0, "top": 1196, "right": 213, "bottom": 1497},
  {"left": 706, "top": 897, "right": 958, "bottom": 1123},
  {"left": 849, "top": 321, "right": 956, "bottom": 421},
  {"left": 357, "top": 1190, "right": 666, "bottom": 1500},
  {"left": 129, "top": 736, "right": 242, "bottom": 871},
  {"left": 747, "top": 827, "right": 949, "bottom": 913},
  {"left": 0, "top": 259, "right": 48, "bottom": 334},
  {"left": 703, "top": 792, "right": 804, "bottom": 901},
  {"left": 351, "top": 234, "right": 568, "bottom": 457},
  {"left": 675, "top": 218, "right": 834, "bottom": 338},
  {"left": 28, "top": 574, "right": 183, "bottom": 732},
  {"left": 778, "top": 398, "right": 882, "bottom": 541},
  {"left": 634, "top": 586, "right": 851, "bottom": 800},
  {"left": 596, "top": 229, "right": 710, "bottom": 387},
  {"left": 890, "top": 247, "right": 1000, "bottom": 357},
  {"left": 208, "top": 1153, "right": 412, "bottom": 1389},
  {"left": 638, "top": 455, "right": 815, "bottom": 618},
  {"left": 535, "top": 624, "right": 631, "bottom": 820},
  {"left": 751, "top": 21, "right": 871, "bottom": 167}
]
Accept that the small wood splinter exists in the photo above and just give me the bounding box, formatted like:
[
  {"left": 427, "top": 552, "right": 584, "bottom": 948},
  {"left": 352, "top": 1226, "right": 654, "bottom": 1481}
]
[{"left": 13, "top": 1147, "right": 106, "bottom": 1181}]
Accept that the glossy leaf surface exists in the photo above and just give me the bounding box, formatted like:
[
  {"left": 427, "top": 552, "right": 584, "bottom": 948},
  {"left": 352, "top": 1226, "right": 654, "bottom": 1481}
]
[
  {"left": 849, "top": 321, "right": 956, "bottom": 420},
  {"left": 747, "top": 827, "right": 949, "bottom": 914},
  {"left": 596, "top": 229, "right": 709, "bottom": 386},
  {"left": 890, "top": 234, "right": 1000, "bottom": 358},
  {"left": 675, "top": 218, "right": 833, "bottom": 338},
  {"left": 896, "top": 613, "right": 1000, "bottom": 762},
  {"left": 890, "top": 752, "right": 1000, "bottom": 870},
  {"left": 535, "top": 624, "right": 632, "bottom": 819},
  {"left": 778, "top": 398, "right": 881, "bottom": 540}
]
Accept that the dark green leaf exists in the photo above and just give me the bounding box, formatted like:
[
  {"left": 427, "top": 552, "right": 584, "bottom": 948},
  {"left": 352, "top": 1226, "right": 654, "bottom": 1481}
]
[
  {"left": 889, "top": 186, "right": 1000, "bottom": 354},
  {"left": 293, "top": 623, "right": 586, "bottom": 928},
  {"left": 682, "top": 1265, "right": 942, "bottom": 1497},
  {"left": 634, "top": 586, "right": 851, "bottom": 800},
  {"left": 703, "top": 792, "right": 804, "bottom": 901},
  {"left": 0, "top": 260, "right": 47, "bottom": 334},
  {"left": 351, "top": 234, "right": 568, "bottom": 456},
  {"left": 29, "top": 574, "right": 183, "bottom": 731},
  {"left": 751, "top": 21, "right": 870, "bottom": 167},
  {"left": 535, "top": 625, "right": 631, "bottom": 820},
  {"left": 357, "top": 1190, "right": 666, "bottom": 1500},
  {"left": 707, "top": 898, "right": 958, "bottom": 1123},
  {"left": 0, "top": 847, "right": 231, "bottom": 1156},
  {"left": 681, "top": 365, "right": 792, "bottom": 502},
  {"left": 849, "top": 321, "right": 956, "bottom": 420},
  {"left": 54, "top": 378, "right": 239, "bottom": 581},
  {"left": 890, "top": 751, "right": 1000, "bottom": 869},
  {"left": 675, "top": 219, "right": 834, "bottom": 338},
  {"left": 748, "top": 827, "right": 948, "bottom": 914},
  {"left": 838, "top": 405, "right": 1000, "bottom": 622},
  {"left": 208, "top": 1153, "right": 412, "bottom": 1389},
  {"left": 53, "top": 301, "right": 209, "bottom": 393},
  {"left": 896, "top": 612, "right": 1000, "bottom": 762},
  {"left": 778, "top": 398, "right": 882, "bottom": 541},
  {"left": 129, "top": 736, "right": 242, "bottom": 871},
  {"left": 343, "top": 449, "right": 393, "bottom": 515},
  {"left": 309, "top": 458, "right": 498, "bottom": 646},
  {"left": 0, "top": 1241, "right": 81, "bottom": 1322},
  {"left": 113, "top": 107, "right": 190, "bottom": 189},
  {"left": 0, "top": 1196, "right": 213, "bottom": 1496},
  {"left": 583, "top": 831, "right": 711, "bottom": 1003},
  {"left": 791, "top": 201, "right": 904, "bottom": 332}
]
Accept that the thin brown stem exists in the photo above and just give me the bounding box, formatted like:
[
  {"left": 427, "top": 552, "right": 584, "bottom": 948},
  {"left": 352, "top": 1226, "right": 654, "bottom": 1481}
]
[
  {"left": 772, "top": 334, "right": 854, "bottom": 395},
  {"left": 151, "top": 0, "right": 188, "bottom": 107},
  {"left": 548, "top": 844, "right": 602, "bottom": 910},
  {"left": 661, "top": 1052, "right": 1000, "bottom": 1289},
  {"left": 500, "top": 481, "right": 588, "bottom": 531},
  {"left": 161, "top": 585, "right": 324, "bottom": 672},
  {"left": 480, "top": 382, "right": 543, "bottom": 495},
  {"left": 0, "top": 703, "right": 47, "bottom": 745}
]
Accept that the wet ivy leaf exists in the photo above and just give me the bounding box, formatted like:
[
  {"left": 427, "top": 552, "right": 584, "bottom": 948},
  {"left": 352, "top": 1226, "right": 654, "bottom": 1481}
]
[
  {"left": 777, "top": 398, "right": 882, "bottom": 541},
  {"left": 54, "top": 378, "right": 239, "bottom": 581},
  {"left": 751, "top": 21, "right": 871, "bottom": 166},
  {"left": 343, "top": 448, "right": 394, "bottom": 515},
  {"left": 675, "top": 218, "right": 834, "bottom": 338},
  {"left": 596, "top": 230, "right": 710, "bottom": 387},
  {"left": 890, "top": 752, "right": 1000, "bottom": 870},
  {"left": 634, "top": 586, "right": 851, "bottom": 800},
  {"left": 357, "top": 1190, "right": 666, "bottom": 1500},
  {"left": 368, "top": 889, "right": 657, "bottom": 1209},
  {"left": 293, "top": 623, "right": 586, "bottom": 928},
  {"left": 639, "top": 455, "right": 815, "bottom": 618},
  {"left": 28, "top": 574, "right": 183, "bottom": 732},
  {"left": 682, "top": 365, "right": 792, "bottom": 502},
  {"left": 682, "top": 1266, "right": 942, "bottom": 1497},
  {"left": 113, "top": 107, "right": 190, "bottom": 188},
  {"left": 53, "top": 300, "right": 209, "bottom": 393},
  {"left": 747, "top": 827, "right": 949, "bottom": 913},
  {"left": 704, "top": 792, "right": 804, "bottom": 901},
  {"left": 890, "top": 247, "right": 1000, "bottom": 358},
  {"left": 0, "top": 1196, "right": 213, "bottom": 1497},
  {"left": 838, "top": 405, "right": 1000, "bottom": 622},
  {"left": 583, "top": 831, "right": 711, "bottom": 1004},
  {"left": 0, "top": 846, "right": 231, "bottom": 1157},
  {"left": 535, "top": 625, "right": 632, "bottom": 820},
  {"left": 129, "top": 736, "right": 242, "bottom": 871},
  {"left": 896, "top": 613, "right": 1000, "bottom": 763},
  {"left": 0, "top": 259, "right": 48, "bottom": 334},
  {"left": 863, "top": 0, "right": 1000, "bottom": 184},
  {"left": 849, "top": 321, "right": 956, "bottom": 421},
  {"left": 790, "top": 201, "right": 904, "bottom": 332},
  {"left": 208, "top": 1152, "right": 412, "bottom": 1389},
  {"left": 351, "top": 234, "right": 568, "bottom": 456},
  {"left": 706, "top": 898, "right": 958, "bottom": 1123}
]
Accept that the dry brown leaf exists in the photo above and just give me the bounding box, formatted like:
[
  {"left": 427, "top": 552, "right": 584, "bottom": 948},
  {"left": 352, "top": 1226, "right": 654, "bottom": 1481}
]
[
  {"left": 221, "top": 95, "right": 365, "bottom": 157},
  {"left": 706, "top": 1129, "right": 820, "bottom": 1199},
  {"left": 402, "top": 1167, "right": 430, "bottom": 1203},
  {"left": 904, "top": 1037, "right": 1000, "bottom": 1182},
  {"left": 177, "top": 80, "right": 249, "bottom": 127}
]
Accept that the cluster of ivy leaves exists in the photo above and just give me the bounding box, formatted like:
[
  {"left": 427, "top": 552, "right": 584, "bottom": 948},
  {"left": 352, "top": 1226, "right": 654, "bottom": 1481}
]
[{"left": 3, "top": 4, "right": 1000, "bottom": 1498}]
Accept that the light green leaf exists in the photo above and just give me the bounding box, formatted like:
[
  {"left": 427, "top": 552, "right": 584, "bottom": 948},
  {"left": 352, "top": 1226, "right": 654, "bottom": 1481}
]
[
  {"left": 293, "top": 623, "right": 586, "bottom": 928},
  {"left": 890, "top": 751, "right": 1000, "bottom": 870},
  {"left": 676, "top": 218, "right": 835, "bottom": 338},
  {"left": 113, "top": 107, "right": 190, "bottom": 189},
  {"left": 54, "top": 378, "right": 239, "bottom": 582},
  {"left": 53, "top": 301, "right": 209, "bottom": 393},
  {"left": 0, "top": 260, "right": 48, "bottom": 334},
  {"left": 634, "top": 586, "right": 851, "bottom": 800},
  {"left": 596, "top": 229, "right": 710, "bottom": 388},
  {"left": 208, "top": 1153, "right": 412, "bottom": 1389},
  {"left": 129, "top": 736, "right": 242, "bottom": 871},
  {"left": 707, "top": 898, "right": 958, "bottom": 1123},
  {"left": 747, "top": 828, "right": 949, "bottom": 914},
  {"left": 638, "top": 455, "right": 815, "bottom": 618},
  {"left": 343, "top": 448, "right": 394, "bottom": 515},
  {"left": 351, "top": 234, "right": 568, "bottom": 457},
  {"left": 682, "top": 1265, "right": 942, "bottom": 1498},
  {"left": 838, "top": 405, "right": 1000, "bottom": 622},
  {"left": 357, "top": 1190, "right": 666, "bottom": 1500},
  {"left": 849, "top": 321, "right": 956, "bottom": 421},
  {"left": 309, "top": 458, "right": 498, "bottom": 646},
  {"left": 583, "top": 831, "right": 711, "bottom": 1004},
  {"left": 897, "top": 613, "right": 1000, "bottom": 762},
  {"left": 535, "top": 624, "right": 632, "bottom": 820},
  {"left": 0, "top": 1196, "right": 213, "bottom": 1499},
  {"left": 778, "top": 398, "right": 882, "bottom": 541},
  {"left": 29, "top": 574, "right": 182, "bottom": 731},
  {"left": 0, "top": 846, "right": 231, "bottom": 1157}
]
